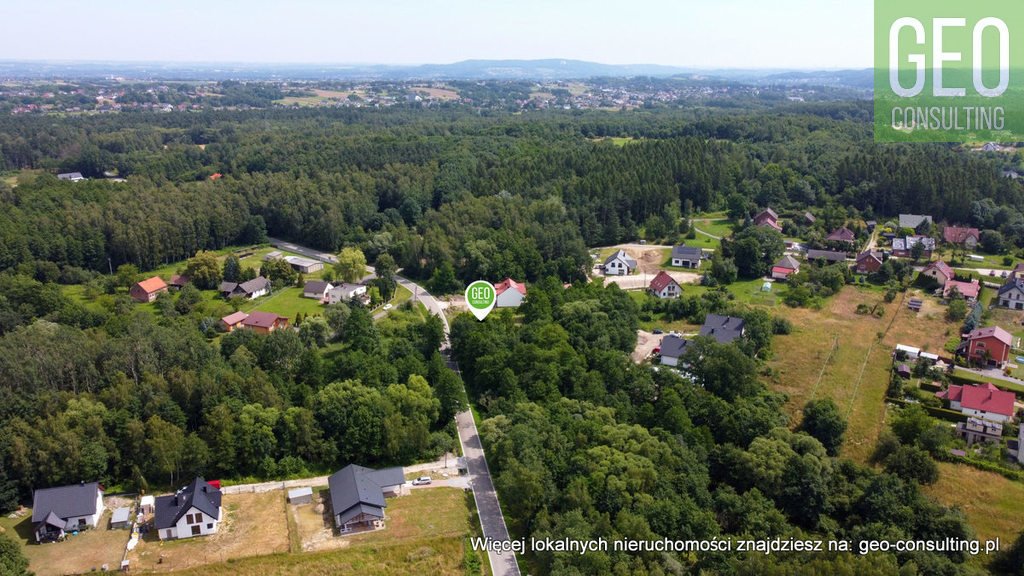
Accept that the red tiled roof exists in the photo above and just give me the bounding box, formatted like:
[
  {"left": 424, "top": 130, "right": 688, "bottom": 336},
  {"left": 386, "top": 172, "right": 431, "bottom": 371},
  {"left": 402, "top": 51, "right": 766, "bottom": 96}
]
[
  {"left": 494, "top": 277, "right": 527, "bottom": 296},
  {"left": 944, "top": 279, "right": 980, "bottom": 299},
  {"left": 649, "top": 271, "right": 679, "bottom": 293},
  {"left": 961, "top": 383, "right": 1015, "bottom": 417},
  {"left": 856, "top": 251, "right": 883, "bottom": 264},
  {"left": 771, "top": 266, "right": 795, "bottom": 277},
  {"left": 221, "top": 311, "right": 248, "bottom": 325},
  {"left": 943, "top": 226, "right": 980, "bottom": 244},
  {"left": 922, "top": 260, "right": 953, "bottom": 279},
  {"left": 243, "top": 311, "right": 286, "bottom": 329},
  {"left": 135, "top": 276, "right": 168, "bottom": 294},
  {"left": 209, "top": 173, "right": 223, "bottom": 180},
  {"left": 967, "top": 325, "right": 1013, "bottom": 346}
]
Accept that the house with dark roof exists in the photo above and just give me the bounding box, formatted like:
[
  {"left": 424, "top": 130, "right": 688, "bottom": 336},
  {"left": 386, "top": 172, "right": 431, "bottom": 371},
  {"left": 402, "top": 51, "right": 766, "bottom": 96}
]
[
  {"left": 806, "top": 249, "right": 848, "bottom": 264},
  {"left": 31, "top": 482, "right": 104, "bottom": 542},
  {"left": 327, "top": 283, "right": 369, "bottom": 305},
  {"left": 855, "top": 251, "right": 884, "bottom": 274},
  {"left": 219, "top": 276, "right": 271, "bottom": 300},
  {"left": 997, "top": 276, "right": 1024, "bottom": 310},
  {"left": 242, "top": 311, "right": 289, "bottom": 334},
  {"left": 771, "top": 255, "right": 800, "bottom": 280},
  {"left": 648, "top": 271, "right": 681, "bottom": 299},
  {"left": 943, "top": 226, "right": 981, "bottom": 249},
  {"left": 670, "top": 245, "right": 703, "bottom": 268},
  {"left": 602, "top": 250, "right": 637, "bottom": 276},
  {"left": 659, "top": 334, "right": 691, "bottom": 367},
  {"left": 130, "top": 276, "right": 168, "bottom": 303},
  {"left": 168, "top": 274, "right": 190, "bottom": 290},
  {"left": 899, "top": 214, "right": 933, "bottom": 232},
  {"left": 57, "top": 172, "right": 85, "bottom": 182},
  {"left": 752, "top": 208, "right": 782, "bottom": 232},
  {"left": 699, "top": 314, "right": 746, "bottom": 344},
  {"left": 494, "top": 277, "right": 527, "bottom": 308},
  {"left": 937, "top": 383, "right": 1016, "bottom": 422},
  {"left": 154, "top": 477, "right": 222, "bottom": 540},
  {"left": 328, "top": 465, "right": 405, "bottom": 534},
  {"left": 826, "top": 227, "right": 856, "bottom": 244},
  {"left": 302, "top": 280, "right": 334, "bottom": 300},
  {"left": 958, "top": 326, "right": 1013, "bottom": 368}
]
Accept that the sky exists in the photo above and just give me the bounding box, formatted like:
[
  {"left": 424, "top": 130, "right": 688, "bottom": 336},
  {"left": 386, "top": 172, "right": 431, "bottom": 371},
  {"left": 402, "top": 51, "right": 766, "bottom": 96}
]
[{"left": 0, "top": 0, "right": 872, "bottom": 69}]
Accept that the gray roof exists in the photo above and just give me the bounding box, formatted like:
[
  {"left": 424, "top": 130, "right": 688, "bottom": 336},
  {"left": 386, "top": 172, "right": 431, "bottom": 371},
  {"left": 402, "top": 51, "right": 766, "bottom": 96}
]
[
  {"left": 304, "top": 280, "right": 332, "bottom": 293},
  {"left": 892, "top": 236, "right": 936, "bottom": 251},
  {"left": 603, "top": 250, "right": 637, "bottom": 268},
  {"left": 328, "top": 465, "right": 404, "bottom": 526},
  {"left": 660, "top": 335, "right": 691, "bottom": 359},
  {"left": 338, "top": 503, "right": 384, "bottom": 525},
  {"left": 57, "top": 172, "right": 84, "bottom": 180},
  {"left": 154, "top": 477, "right": 222, "bottom": 530},
  {"left": 699, "top": 314, "right": 745, "bottom": 344},
  {"left": 999, "top": 277, "right": 1024, "bottom": 296},
  {"left": 288, "top": 487, "right": 313, "bottom": 500},
  {"left": 806, "top": 249, "right": 848, "bottom": 263},
  {"left": 32, "top": 482, "right": 102, "bottom": 524},
  {"left": 222, "top": 276, "right": 270, "bottom": 296},
  {"left": 111, "top": 507, "right": 131, "bottom": 524},
  {"left": 774, "top": 255, "right": 800, "bottom": 269},
  {"left": 671, "top": 245, "right": 703, "bottom": 260},
  {"left": 899, "top": 214, "right": 933, "bottom": 229}
]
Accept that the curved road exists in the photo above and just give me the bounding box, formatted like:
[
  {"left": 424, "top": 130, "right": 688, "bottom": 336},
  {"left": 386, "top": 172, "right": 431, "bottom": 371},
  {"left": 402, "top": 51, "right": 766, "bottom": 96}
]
[{"left": 268, "top": 238, "right": 521, "bottom": 576}]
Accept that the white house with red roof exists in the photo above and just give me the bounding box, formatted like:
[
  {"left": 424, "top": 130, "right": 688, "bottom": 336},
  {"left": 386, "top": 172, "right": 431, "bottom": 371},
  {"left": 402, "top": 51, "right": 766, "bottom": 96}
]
[
  {"left": 960, "top": 326, "right": 1014, "bottom": 368},
  {"left": 771, "top": 255, "right": 800, "bottom": 280},
  {"left": 648, "top": 271, "right": 681, "bottom": 299},
  {"left": 937, "top": 383, "right": 1016, "bottom": 423},
  {"left": 943, "top": 226, "right": 981, "bottom": 248},
  {"left": 494, "top": 278, "right": 526, "bottom": 308},
  {"left": 920, "top": 261, "right": 954, "bottom": 285}
]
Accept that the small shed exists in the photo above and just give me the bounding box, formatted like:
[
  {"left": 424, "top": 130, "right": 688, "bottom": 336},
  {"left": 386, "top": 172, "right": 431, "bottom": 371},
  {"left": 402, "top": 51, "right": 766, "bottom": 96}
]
[
  {"left": 288, "top": 487, "right": 313, "bottom": 505},
  {"left": 456, "top": 456, "right": 468, "bottom": 476},
  {"left": 139, "top": 495, "right": 155, "bottom": 515},
  {"left": 897, "top": 364, "right": 912, "bottom": 378},
  {"left": 111, "top": 507, "right": 131, "bottom": 530}
]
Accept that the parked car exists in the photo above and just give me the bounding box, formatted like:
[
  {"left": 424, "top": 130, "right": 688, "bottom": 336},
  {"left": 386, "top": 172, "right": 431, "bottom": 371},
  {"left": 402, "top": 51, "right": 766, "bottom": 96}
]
[
  {"left": 652, "top": 329, "right": 664, "bottom": 334},
  {"left": 990, "top": 270, "right": 997, "bottom": 276},
  {"left": 1002, "top": 271, "right": 1009, "bottom": 278},
  {"left": 412, "top": 476, "right": 432, "bottom": 486},
  {"left": 383, "top": 303, "right": 394, "bottom": 310}
]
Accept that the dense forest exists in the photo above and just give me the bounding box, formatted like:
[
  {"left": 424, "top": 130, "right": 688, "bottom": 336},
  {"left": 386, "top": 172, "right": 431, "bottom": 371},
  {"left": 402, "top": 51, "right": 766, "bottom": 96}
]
[{"left": 2, "top": 100, "right": 1024, "bottom": 574}]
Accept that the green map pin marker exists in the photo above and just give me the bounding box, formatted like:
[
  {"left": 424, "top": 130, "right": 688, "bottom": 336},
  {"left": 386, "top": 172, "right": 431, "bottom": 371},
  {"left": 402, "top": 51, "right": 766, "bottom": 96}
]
[{"left": 466, "top": 280, "right": 496, "bottom": 321}]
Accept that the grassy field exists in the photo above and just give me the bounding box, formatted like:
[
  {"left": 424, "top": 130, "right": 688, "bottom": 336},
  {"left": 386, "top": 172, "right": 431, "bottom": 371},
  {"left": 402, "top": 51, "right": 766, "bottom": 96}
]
[
  {"left": 241, "top": 286, "right": 326, "bottom": 319},
  {"left": 690, "top": 217, "right": 735, "bottom": 239},
  {"left": 128, "top": 491, "right": 289, "bottom": 573},
  {"left": 925, "top": 462, "right": 1024, "bottom": 544},
  {"left": 766, "top": 286, "right": 955, "bottom": 463},
  {"left": 0, "top": 509, "right": 128, "bottom": 576}
]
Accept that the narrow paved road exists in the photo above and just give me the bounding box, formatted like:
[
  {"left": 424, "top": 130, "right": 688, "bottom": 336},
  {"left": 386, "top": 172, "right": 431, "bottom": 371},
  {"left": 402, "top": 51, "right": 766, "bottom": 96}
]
[{"left": 266, "top": 237, "right": 518, "bottom": 576}]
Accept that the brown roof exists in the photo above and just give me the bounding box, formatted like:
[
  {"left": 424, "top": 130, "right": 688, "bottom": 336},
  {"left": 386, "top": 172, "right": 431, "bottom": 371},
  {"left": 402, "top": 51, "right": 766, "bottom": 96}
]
[
  {"left": 242, "top": 311, "right": 287, "bottom": 329},
  {"left": 826, "top": 227, "right": 856, "bottom": 242},
  {"left": 943, "top": 226, "right": 980, "bottom": 244},
  {"left": 922, "top": 260, "right": 954, "bottom": 279},
  {"left": 649, "top": 271, "right": 679, "bottom": 293},
  {"left": 169, "top": 274, "right": 190, "bottom": 287},
  {"left": 221, "top": 311, "right": 249, "bottom": 326},
  {"left": 135, "top": 276, "right": 168, "bottom": 295}
]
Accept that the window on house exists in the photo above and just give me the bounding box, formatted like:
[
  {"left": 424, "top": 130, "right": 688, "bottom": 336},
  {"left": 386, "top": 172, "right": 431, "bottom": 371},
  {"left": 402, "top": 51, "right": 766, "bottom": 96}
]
[
  {"left": 191, "top": 525, "right": 201, "bottom": 536},
  {"left": 207, "top": 523, "right": 213, "bottom": 529}
]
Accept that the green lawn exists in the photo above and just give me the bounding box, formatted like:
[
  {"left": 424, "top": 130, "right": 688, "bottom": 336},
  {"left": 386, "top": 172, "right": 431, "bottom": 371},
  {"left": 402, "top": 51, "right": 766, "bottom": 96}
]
[
  {"left": 243, "top": 286, "right": 326, "bottom": 320},
  {"left": 690, "top": 218, "right": 734, "bottom": 239}
]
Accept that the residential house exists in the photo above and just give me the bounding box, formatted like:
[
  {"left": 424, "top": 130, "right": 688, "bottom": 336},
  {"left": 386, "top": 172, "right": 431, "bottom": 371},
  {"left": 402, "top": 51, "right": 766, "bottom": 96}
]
[
  {"left": 997, "top": 276, "right": 1024, "bottom": 309},
  {"left": 130, "top": 276, "right": 169, "bottom": 303},
  {"left": 648, "top": 271, "right": 681, "bottom": 299},
  {"left": 31, "top": 482, "right": 105, "bottom": 542},
  {"left": 660, "top": 334, "right": 691, "bottom": 367},
  {"left": 920, "top": 260, "right": 954, "bottom": 285},
  {"left": 284, "top": 256, "right": 324, "bottom": 274},
  {"left": 154, "top": 477, "right": 222, "bottom": 540},
  {"left": 219, "top": 311, "right": 249, "bottom": 332},
  {"left": 806, "top": 249, "right": 848, "bottom": 264},
  {"left": 699, "top": 314, "right": 746, "bottom": 344},
  {"left": 670, "top": 245, "right": 703, "bottom": 268},
  {"left": 955, "top": 417, "right": 1004, "bottom": 446},
  {"left": 168, "top": 274, "right": 190, "bottom": 290},
  {"left": 494, "top": 278, "right": 527, "bottom": 308},
  {"left": 898, "top": 214, "right": 933, "bottom": 233},
  {"left": 959, "top": 326, "right": 1013, "bottom": 368},
  {"left": 327, "top": 283, "right": 369, "bottom": 305},
  {"left": 242, "top": 311, "right": 289, "bottom": 334},
  {"left": 937, "top": 383, "right": 1016, "bottom": 422},
  {"left": 826, "top": 227, "right": 856, "bottom": 245},
  {"left": 855, "top": 251, "right": 884, "bottom": 274},
  {"left": 803, "top": 212, "right": 816, "bottom": 225},
  {"left": 771, "top": 255, "right": 800, "bottom": 280},
  {"left": 57, "top": 172, "right": 85, "bottom": 182},
  {"left": 602, "top": 250, "right": 637, "bottom": 276},
  {"left": 328, "top": 465, "right": 405, "bottom": 534},
  {"left": 288, "top": 487, "right": 313, "bottom": 505},
  {"left": 752, "top": 208, "right": 782, "bottom": 232},
  {"left": 943, "top": 226, "right": 981, "bottom": 249},
  {"left": 892, "top": 236, "right": 935, "bottom": 258},
  {"left": 944, "top": 279, "right": 980, "bottom": 302},
  {"left": 303, "top": 280, "right": 334, "bottom": 300},
  {"left": 219, "top": 276, "right": 271, "bottom": 300}
]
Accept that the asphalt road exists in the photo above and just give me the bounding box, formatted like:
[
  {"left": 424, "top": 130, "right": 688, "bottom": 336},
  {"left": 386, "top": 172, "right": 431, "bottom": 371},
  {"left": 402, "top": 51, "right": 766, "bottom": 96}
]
[{"left": 266, "top": 237, "right": 517, "bottom": 575}]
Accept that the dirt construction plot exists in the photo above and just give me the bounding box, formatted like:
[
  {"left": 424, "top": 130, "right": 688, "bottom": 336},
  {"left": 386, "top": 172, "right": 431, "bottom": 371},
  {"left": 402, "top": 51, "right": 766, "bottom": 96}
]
[
  {"left": 603, "top": 270, "right": 700, "bottom": 291},
  {"left": 633, "top": 330, "right": 662, "bottom": 363},
  {"left": 3, "top": 509, "right": 127, "bottom": 576},
  {"left": 128, "top": 491, "right": 289, "bottom": 572}
]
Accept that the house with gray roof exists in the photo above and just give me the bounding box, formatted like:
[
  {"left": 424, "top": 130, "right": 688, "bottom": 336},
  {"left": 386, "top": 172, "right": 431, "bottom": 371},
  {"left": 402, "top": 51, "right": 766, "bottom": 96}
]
[
  {"left": 154, "top": 477, "right": 222, "bottom": 540},
  {"left": 699, "top": 314, "right": 746, "bottom": 344},
  {"left": 670, "top": 245, "right": 703, "bottom": 268},
  {"left": 899, "top": 214, "right": 933, "bottom": 232},
  {"left": 57, "top": 172, "right": 85, "bottom": 182},
  {"left": 328, "top": 464, "right": 405, "bottom": 534},
  {"left": 602, "top": 250, "right": 637, "bottom": 276},
  {"left": 660, "top": 335, "right": 692, "bottom": 367},
  {"left": 806, "top": 249, "right": 848, "bottom": 264},
  {"left": 303, "top": 280, "right": 334, "bottom": 300},
  {"left": 31, "top": 482, "right": 104, "bottom": 542},
  {"left": 219, "top": 276, "right": 271, "bottom": 300}
]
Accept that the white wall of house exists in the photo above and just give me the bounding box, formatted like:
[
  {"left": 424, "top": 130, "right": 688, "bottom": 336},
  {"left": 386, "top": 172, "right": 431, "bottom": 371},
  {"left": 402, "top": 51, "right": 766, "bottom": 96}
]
[
  {"left": 248, "top": 287, "right": 268, "bottom": 300},
  {"left": 661, "top": 355, "right": 680, "bottom": 367},
  {"left": 671, "top": 257, "right": 698, "bottom": 268},
  {"left": 303, "top": 286, "right": 332, "bottom": 300},
  {"left": 960, "top": 407, "right": 1010, "bottom": 423},
  {"left": 327, "top": 285, "right": 367, "bottom": 305},
  {"left": 922, "top": 269, "right": 949, "bottom": 284},
  {"left": 651, "top": 284, "right": 680, "bottom": 299},
  {"left": 1000, "top": 286, "right": 1024, "bottom": 309},
  {"left": 161, "top": 507, "right": 221, "bottom": 540},
  {"left": 64, "top": 491, "right": 104, "bottom": 530},
  {"left": 604, "top": 258, "right": 632, "bottom": 275},
  {"left": 495, "top": 289, "right": 525, "bottom": 308}
]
